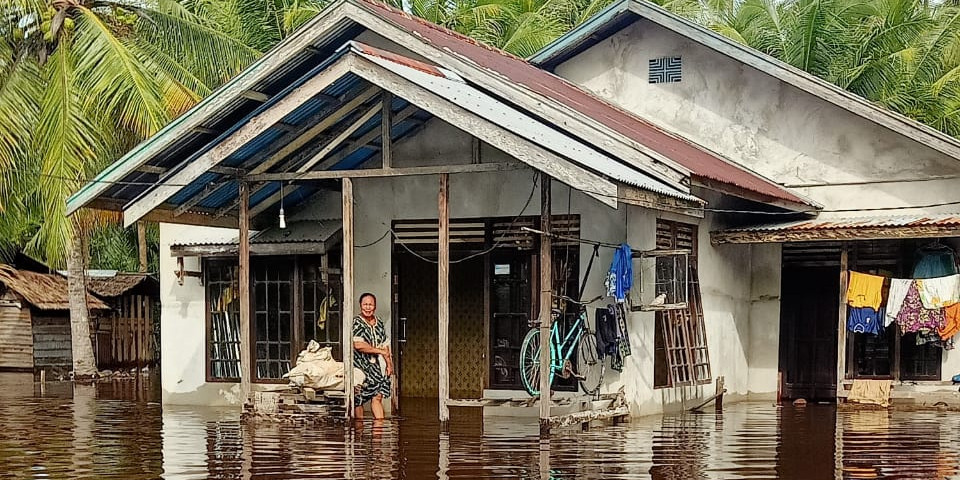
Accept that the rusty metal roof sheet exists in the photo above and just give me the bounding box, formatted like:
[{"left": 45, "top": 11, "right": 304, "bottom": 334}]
[
  {"left": 356, "top": 0, "right": 812, "bottom": 207},
  {"left": 724, "top": 214, "right": 960, "bottom": 232}
]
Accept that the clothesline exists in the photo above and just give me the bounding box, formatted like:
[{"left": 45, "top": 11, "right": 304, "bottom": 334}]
[{"left": 520, "top": 227, "right": 691, "bottom": 258}]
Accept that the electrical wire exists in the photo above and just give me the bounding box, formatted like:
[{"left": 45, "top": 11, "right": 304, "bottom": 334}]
[{"left": 387, "top": 171, "right": 541, "bottom": 265}]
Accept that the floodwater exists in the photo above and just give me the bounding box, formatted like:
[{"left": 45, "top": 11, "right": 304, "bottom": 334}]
[{"left": 0, "top": 373, "right": 958, "bottom": 480}]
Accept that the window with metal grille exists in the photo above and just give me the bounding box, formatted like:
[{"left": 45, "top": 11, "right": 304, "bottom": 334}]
[
  {"left": 653, "top": 220, "right": 712, "bottom": 388},
  {"left": 206, "top": 261, "right": 241, "bottom": 381},
  {"left": 254, "top": 258, "right": 294, "bottom": 380}
]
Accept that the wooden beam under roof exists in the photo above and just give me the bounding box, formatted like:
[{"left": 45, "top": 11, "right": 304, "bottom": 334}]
[
  {"left": 122, "top": 57, "right": 354, "bottom": 228},
  {"left": 247, "top": 163, "right": 524, "bottom": 182},
  {"left": 295, "top": 103, "right": 382, "bottom": 173},
  {"left": 239, "top": 104, "right": 423, "bottom": 218},
  {"left": 241, "top": 90, "right": 270, "bottom": 102},
  {"left": 172, "top": 89, "right": 377, "bottom": 217}
]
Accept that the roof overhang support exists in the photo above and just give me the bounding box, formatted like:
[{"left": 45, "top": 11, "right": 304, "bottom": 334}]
[
  {"left": 617, "top": 185, "right": 704, "bottom": 218},
  {"left": 295, "top": 102, "right": 382, "bottom": 172},
  {"left": 86, "top": 198, "right": 237, "bottom": 229},
  {"left": 174, "top": 88, "right": 382, "bottom": 217},
  {"left": 243, "top": 105, "right": 423, "bottom": 219},
  {"left": 122, "top": 57, "right": 355, "bottom": 227},
  {"left": 345, "top": 55, "right": 619, "bottom": 207},
  {"left": 712, "top": 225, "right": 960, "bottom": 244}
]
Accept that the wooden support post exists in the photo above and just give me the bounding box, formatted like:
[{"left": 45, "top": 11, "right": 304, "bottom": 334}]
[
  {"left": 137, "top": 222, "right": 148, "bottom": 273},
  {"left": 836, "top": 244, "right": 849, "bottom": 401},
  {"left": 539, "top": 175, "right": 552, "bottom": 434},
  {"left": 381, "top": 91, "right": 393, "bottom": 169},
  {"left": 238, "top": 182, "right": 252, "bottom": 405},
  {"left": 438, "top": 173, "right": 451, "bottom": 424},
  {"left": 342, "top": 178, "right": 356, "bottom": 418}
]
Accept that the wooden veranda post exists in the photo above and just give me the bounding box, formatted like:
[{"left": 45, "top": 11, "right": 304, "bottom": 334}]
[
  {"left": 238, "top": 182, "right": 252, "bottom": 405},
  {"left": 836, "top": 243, "right": 849, "bottom": 401},
  {"left": 342, "top": 178, "right": 356, "bottom": 418},
  {"left": 539, "top": 175, "right": 552, "bottom": 432},
  {"left": 438, "top": 173, "right": 451, "bottom": 423}
]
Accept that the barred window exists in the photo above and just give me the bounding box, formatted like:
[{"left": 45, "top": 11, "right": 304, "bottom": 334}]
[{"left": 206, "top": 260, "right": 241, "bottom": 381}]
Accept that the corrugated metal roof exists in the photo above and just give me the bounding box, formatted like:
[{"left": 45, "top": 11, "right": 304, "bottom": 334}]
[
  {"left": 724, "top": 214, "right": 960, "bottom": 232},
  {"left": 356, "top": 0, "right": 811, "bottom": 207},
  {"left": 171, "top": 219, "right": 342, "bottom": 248}
]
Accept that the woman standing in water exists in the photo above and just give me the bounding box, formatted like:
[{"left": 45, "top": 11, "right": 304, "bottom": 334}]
[{"left": 352, "top": 293, "right": 393, "bottom": 419}]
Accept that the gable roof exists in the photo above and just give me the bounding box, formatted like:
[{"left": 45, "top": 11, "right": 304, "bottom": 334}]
[
  {"left": 0, "top": 265, "right": 110, "bottom": 311},
  {"left": 531, "top": 0, "right": 960, "bottom": 164},
  {"left": 66, "top": 0, "right": 813, "bottom": 221}
]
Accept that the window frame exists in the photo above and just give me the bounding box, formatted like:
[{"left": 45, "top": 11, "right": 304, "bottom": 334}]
[
  {"left": 203, "top": 254, "right": 343, "bottom": 384},
  {"left": 204, "top": 259, "right": 241, "bottom": 383}
]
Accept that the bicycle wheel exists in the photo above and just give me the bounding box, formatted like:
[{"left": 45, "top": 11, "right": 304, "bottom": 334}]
[
  {"left": 577, "top": 332, "right": 604, "bottom": 395},
  {"left": 520, "top": 328, "right": 553, "bottom": 396}
]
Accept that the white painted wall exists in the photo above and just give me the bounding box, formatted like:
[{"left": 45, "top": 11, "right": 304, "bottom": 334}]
[
  {"left": 159, "top": 223, "right": 244, "bottom": 406},
  {"left": 552, "top": 18, "right": 960, "bottom": 216}
]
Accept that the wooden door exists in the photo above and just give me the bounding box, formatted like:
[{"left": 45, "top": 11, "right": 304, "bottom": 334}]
[{"left": 779, "top": 266, "right": 839, "bottom": 400}]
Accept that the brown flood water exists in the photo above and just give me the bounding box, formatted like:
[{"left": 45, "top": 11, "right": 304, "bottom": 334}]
[{"left": 0, "top": 371, "right": 958, "bottom": 479}]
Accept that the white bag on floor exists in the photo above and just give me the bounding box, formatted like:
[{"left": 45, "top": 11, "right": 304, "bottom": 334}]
[{"left": 283, "top": 340, "right": 365, "bottom": 391}]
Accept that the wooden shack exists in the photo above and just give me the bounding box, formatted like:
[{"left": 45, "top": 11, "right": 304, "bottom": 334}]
[
  {"left": 85, "top": 272, "right": 160, "bottom": 368},
  {"left": 0, "top": 265, "right": 110, "bottom": 374}
]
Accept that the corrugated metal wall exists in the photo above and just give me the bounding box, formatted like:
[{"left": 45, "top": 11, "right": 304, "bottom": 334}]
[{"left": 0, "top": 293, "right": 33, "bottom": 370}]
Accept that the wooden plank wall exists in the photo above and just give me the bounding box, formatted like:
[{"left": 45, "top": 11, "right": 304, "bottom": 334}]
[
  {"left": 101, "top": 295, "right": 155, "bottom": 367},
  {"left": 0, "top": 295, "right": 33, "bottom": 370},
  {"left": 33, "top": 315, "right": 72, "bottom": 368}
]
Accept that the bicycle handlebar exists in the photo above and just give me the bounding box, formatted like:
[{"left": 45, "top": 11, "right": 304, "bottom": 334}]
[{"left": 551, "top": 293, "right": 604, "bottom": 306}]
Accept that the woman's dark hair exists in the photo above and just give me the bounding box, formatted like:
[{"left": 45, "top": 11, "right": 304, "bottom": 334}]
[{"left": 359, "top": 292, "right": 377, "bottom": 304}]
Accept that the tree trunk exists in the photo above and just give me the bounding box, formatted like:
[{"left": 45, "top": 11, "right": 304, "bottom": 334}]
[
  {"left": 67, "top": 225, "right": 98, "bottom": 378},
  {"left": 137, "top": 221, "right": 148, "bottom": 273}
]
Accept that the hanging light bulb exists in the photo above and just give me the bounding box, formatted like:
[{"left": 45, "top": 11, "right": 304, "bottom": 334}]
[{"left": 278, "top": 182, "right": 287, "bottom": 229}]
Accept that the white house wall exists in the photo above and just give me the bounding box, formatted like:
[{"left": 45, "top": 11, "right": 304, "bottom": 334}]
[
  {"left": 552, "top": 19, "right": 960, "bottom": 216},
  {"left": 159, "top": 223, "right": 243, "bottom": 406}
]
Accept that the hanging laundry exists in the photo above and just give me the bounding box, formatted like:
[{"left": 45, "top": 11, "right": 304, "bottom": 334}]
[
  {"left": 913, "top": 243, "right": 959, "bottom": 279},
  {"left": 604, "top": 243, "right": 633, "bottom": 303},
  {"left": 847, "top": 271, "right": 885, "bottom": 310},
  {"left": 916, "top": 274, "right": 960, "bottom": 309},
  {"left": 885, "top": 278, "right": 912, "bottom": 327},
  {"left": 940, "top": 304, "right": 960, "bottom": 340},
  {"left": 614, "top": 303, "right": 631, "bottom": 364},
  {"left": 594, "top": 307, "right": 619, "bottom": 360},
  {"left": 896, "top": 282, "right": 946, "bottom": 333},
  {"left": 848, "top": 306, "right": 883, "bottom": 335}
]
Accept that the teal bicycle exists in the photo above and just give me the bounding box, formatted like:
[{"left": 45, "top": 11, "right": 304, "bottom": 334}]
[{"left": 519, "top": 294, "right": 604, "bottom": 397}]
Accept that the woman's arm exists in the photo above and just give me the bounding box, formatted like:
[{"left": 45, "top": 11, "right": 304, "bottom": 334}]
[{"left": 353, "top": 340, "right": 388, "bottom": 355}]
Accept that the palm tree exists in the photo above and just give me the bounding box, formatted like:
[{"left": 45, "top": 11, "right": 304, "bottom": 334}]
[
  {"left": 675, "top": 0, "right": 960, "bottom": 139},
  {"left": 0, "top": 0, "right": 261, "bottom": 376}
]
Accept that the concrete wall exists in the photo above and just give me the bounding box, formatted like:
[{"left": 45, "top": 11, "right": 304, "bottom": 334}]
[
  {"left": 552, "top": 18, "right": 960, "bottom": 216},
  {"left": 617, "top": 191, "right": 777, "bottom": 416},
  {"left": 159, "top": 223, "right": 243, "bottom": 406}
]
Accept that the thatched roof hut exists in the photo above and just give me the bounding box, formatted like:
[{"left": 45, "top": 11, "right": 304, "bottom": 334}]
[
  {"left": 0, "top": 264, "right": 110, "bottom": 311},
  {"left": 86, "top": 273, "right": 159, "bottom": 299}
]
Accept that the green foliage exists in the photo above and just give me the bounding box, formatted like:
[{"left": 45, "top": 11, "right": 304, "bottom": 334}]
[
  {"left": 687, "top": 0, "right": 960, "bottom": 137},
  {"left": 88, "top": 223, "right": 160, "bottom": 273}
]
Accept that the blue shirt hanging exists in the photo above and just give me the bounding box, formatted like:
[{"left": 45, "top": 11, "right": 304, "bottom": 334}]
[{"left": 605, "top": 243, "right": 633, "bottom": 303}]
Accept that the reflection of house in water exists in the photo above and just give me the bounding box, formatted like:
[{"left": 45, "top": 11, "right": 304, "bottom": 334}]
[{"left": 839, "top": 409, "right": 960, "bottom": 479}]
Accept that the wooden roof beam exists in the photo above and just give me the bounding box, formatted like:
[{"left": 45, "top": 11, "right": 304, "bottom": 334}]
[{"left": 122, "top": 57, "right": 355, "bottom": 227}]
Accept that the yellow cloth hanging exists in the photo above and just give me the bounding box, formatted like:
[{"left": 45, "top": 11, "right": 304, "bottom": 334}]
[{"left": 847, "top": 271, "right": 885, "bottom": 310}]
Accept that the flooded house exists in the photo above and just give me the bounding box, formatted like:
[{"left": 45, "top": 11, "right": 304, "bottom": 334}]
[{"left": 66, "top": 0, "right": 960, "bottom": 420}]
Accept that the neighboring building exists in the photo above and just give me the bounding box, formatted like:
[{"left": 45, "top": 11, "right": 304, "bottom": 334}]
[
  {"left": 66, "top": 0, "right": 960, "bottom": 416},
  {"left": 85, "top": 271, "right": 160, "bottom": 369},
  {"left": 0, "top": 265, "right": 110, "bottom": 374},
  {"left": 534, "top": 0, "right": 960, "bottom": 402}
]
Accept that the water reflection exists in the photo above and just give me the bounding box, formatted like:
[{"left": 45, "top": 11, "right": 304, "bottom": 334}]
[{"left": 4, "top": 378, "right": 960, "bottom": 479}]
